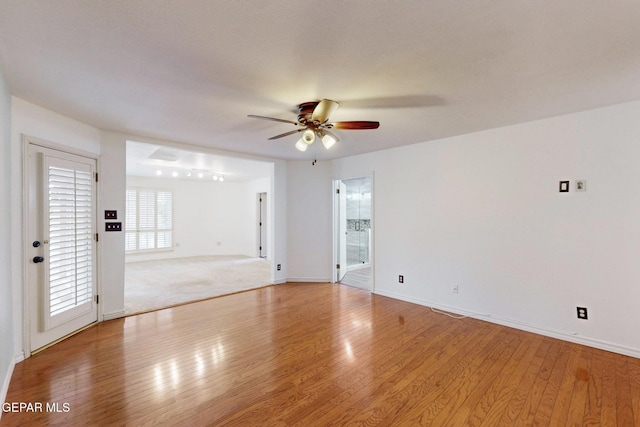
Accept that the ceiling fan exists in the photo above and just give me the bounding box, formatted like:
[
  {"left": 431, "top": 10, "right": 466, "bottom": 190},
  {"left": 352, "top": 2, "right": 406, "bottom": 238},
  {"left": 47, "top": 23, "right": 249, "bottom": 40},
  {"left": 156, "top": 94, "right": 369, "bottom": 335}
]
[{"left": 248, "top": 99, "right": 380, "bottom": 152}]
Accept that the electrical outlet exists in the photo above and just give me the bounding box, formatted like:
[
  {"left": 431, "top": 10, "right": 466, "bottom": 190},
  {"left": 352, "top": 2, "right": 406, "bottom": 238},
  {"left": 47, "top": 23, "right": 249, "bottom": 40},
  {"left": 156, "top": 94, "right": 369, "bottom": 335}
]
[
  {"left": 398, "top": 275, "right": 404, "bottom": 284},
  {"left": 277, "top": 264, "right": 281, "bottom": 271},
  {"left": 577, "top": 307, "right": 588, "bottom": 320},
  {"left": 451, "top": 284, "right": 459, "bottom": 294}
]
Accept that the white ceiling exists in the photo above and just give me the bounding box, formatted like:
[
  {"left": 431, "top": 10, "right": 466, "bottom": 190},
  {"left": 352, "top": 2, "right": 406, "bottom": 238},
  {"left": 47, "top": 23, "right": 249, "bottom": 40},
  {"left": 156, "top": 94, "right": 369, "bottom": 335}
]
[
  {"left": 2, "top": 1, "right": 640, "bottom": 161},
  {"left": 126, "top": 140, "right": 272, "bottom": 182}
]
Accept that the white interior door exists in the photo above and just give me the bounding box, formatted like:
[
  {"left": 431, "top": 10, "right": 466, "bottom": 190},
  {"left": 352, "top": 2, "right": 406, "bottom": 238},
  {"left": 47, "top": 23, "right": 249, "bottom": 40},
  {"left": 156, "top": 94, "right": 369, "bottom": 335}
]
[
  {"left": 26, "top": 142, "right": 98, "bottom": 353},
  {"left": 338, "top": 181, "right": 347, "bottom": 282}
]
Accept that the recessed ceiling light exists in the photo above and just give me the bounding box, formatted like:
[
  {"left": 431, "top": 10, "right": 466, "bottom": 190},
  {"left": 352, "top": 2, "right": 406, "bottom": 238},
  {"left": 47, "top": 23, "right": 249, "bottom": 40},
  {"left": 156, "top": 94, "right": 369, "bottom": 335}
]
[
  {"left": 219, "top": 176, "right": 225, "bottom": 182},
  {"left": 198, "top": 172, "right": 204, "bottom": 178},
  {"left": 156, "top": 170, "right": 162, "bottom": 176},
  {"left": 213, "top": 176, "right": 219, "bottom": 181},
  {"left": 172, "top": 171, "right": 178, "bottom": 177}
]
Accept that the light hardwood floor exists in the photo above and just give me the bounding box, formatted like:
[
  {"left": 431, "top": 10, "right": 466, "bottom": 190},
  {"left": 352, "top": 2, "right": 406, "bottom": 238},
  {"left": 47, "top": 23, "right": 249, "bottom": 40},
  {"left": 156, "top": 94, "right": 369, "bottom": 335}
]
[{"left": 4, "top": 283, "right": 640, "bottom": 426}]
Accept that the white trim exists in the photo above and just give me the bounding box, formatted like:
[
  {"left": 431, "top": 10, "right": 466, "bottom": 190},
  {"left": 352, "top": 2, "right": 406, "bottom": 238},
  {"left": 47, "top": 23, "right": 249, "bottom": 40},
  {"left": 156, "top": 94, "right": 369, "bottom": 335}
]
[
  {"left": 286, "top": 277, "right": 332, "bottom": 283},
  {"left": 374, "top": 289, "right": 640, "bottom": 359},
  {"left": 1, "top": 357, "right": 17, "bottom": 418},
  {"left": 14, "top": 352, "right": 25, "bottom": 364},
  {"left": 22, "top": 136, "right": 31, "bottom": 356},
  {"left": 102, "top": 310, "right": 126, "bottom": 321},
  {"left": 272, "top": 279, "right": 287, "bottom": 285},
  {"left": 24, "top": 134, "right": 99, "bottom": 159}
]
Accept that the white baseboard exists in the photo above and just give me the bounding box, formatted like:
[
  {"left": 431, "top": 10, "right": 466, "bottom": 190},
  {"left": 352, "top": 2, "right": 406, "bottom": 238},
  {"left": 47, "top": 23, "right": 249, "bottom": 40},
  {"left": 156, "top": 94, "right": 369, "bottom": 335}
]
[
  {"left": 286, "top": 277, "right": 332, "bottom": 283},
  {"left": 272, "top": 279, "right": 287, "bottom": 285},
  {"left": 1, "top": 357, "right": 17, "bottom": 419},
  {"left": 102, "top": 310, "right": 126, "bottom": 321},
  {"left": 374, "top": 289, "right": 640, "bottom": 360}
]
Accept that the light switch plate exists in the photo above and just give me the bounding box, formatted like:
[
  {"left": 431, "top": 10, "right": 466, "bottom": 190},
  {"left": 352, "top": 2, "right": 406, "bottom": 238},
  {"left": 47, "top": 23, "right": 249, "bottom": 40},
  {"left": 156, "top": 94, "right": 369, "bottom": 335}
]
[{"left": 105, "top": 222, "right": 122, "bottom": 232}]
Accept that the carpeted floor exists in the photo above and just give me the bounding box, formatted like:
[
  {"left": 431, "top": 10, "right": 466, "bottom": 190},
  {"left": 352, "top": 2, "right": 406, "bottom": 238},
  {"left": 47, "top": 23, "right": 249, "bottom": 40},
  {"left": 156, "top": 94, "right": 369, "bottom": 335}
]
[{"left": 124, "top": 255, "right": 271, "bottom": 315}]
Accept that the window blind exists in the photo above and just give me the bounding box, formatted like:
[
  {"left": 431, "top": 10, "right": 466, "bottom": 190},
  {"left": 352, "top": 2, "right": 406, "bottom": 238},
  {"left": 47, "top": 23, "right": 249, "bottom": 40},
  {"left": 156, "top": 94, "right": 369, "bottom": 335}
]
[
  {"left": 48, "top": 166, "right": 93, "bottom": 317},
  {"left": 125, "top": 188, "right": 173, "bottom": 252}
]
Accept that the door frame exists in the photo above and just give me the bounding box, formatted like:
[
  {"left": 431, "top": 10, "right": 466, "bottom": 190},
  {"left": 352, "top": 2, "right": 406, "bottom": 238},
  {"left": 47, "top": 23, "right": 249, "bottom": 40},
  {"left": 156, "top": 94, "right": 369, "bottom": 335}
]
[
  {"left": 257, "top": 192, "right": 268, "bottom": 258},
  {"left": 22, "top": 135, "right": 102, "bottom": 356},
  {"left": 332, "top": 172, "right": 375, "bottom": 291}
]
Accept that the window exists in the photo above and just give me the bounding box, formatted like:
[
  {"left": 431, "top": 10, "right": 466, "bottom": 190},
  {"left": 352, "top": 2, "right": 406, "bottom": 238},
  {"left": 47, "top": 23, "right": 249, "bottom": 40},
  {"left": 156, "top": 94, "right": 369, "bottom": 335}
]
[{"left": 125, "top": 188, "right": 173, "bottom": 252}]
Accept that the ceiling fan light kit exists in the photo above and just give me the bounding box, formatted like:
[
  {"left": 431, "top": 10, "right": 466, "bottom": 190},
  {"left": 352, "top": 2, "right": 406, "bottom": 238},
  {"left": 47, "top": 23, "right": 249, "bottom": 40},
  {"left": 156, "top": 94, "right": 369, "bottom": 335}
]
[
  {"left": 248, "top": 99, "right": 379, "bottom": 152},
  {"left": 302, "top": 129, "right": 316, "bottom": 144},
  {"left": 295, "top": 139, "right": 308, "bottom": 152},
  {"left": 321, "top": 132, "right": 337, "bottom": 149}
]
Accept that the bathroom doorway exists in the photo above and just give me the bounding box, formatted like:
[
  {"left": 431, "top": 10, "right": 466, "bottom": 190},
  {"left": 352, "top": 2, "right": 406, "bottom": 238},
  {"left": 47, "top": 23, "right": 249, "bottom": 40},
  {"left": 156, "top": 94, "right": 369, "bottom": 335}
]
[{"left": 334, "top": 176, "right": 373, "bottom": 290}]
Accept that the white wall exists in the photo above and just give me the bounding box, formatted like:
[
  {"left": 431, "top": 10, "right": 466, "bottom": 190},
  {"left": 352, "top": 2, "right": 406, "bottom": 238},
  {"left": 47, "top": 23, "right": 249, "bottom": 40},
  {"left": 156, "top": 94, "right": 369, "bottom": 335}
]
[
  {"left": 326, "top": 100, "right": 640, "bottom": 358},
  {"left": 99, "top": 132, "right": 126, "bottom": 320},
  {"left": 272, "top": 160, "right": 288, "bottom": 284},
  {"left": 125, "top": 176, "right": 254, "bottom": 261},
  {"left": 0, "top": 68, "right": 15, "bottom": 411},
  {"left": 286, "top": 160, "right": 333, "bottom": 282}
]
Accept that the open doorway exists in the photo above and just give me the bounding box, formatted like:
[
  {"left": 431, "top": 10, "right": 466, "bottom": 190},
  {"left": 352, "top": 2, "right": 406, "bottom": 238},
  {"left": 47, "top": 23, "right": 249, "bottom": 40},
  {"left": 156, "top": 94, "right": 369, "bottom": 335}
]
[
  {"left": 334, "top": 176, "right": 373, "bottom": 290},
  {"left": 124, "top": 140, "right": 274, "bottom": 314}
]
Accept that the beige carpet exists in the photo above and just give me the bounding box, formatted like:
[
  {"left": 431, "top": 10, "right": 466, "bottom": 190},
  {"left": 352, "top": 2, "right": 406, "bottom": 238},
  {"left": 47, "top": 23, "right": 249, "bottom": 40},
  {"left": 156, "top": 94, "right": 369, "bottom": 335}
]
[{"left": 124, "top": 255, "right": 271, "bottom": 315}]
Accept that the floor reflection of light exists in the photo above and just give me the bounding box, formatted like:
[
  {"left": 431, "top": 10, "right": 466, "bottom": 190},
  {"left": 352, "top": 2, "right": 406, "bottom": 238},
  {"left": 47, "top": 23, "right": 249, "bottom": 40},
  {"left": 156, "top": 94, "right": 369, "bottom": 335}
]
[
  {"left": 195, "top": 353, "right": 205, "bottom": 377},
  {"left": 345, "top": 341, "right": 354, "bottom": 361},
  {"left": 352, "top": 319, "right": 372, "bottom": 328},
  {"left": 170, "top": 360, "right": 179, "bottom": 388},
  {"left": 154, "top": 365, "right": 164, "bottom": 394},
  {"left": 211, "top": 342, "right": 225, "bottom": 366}
]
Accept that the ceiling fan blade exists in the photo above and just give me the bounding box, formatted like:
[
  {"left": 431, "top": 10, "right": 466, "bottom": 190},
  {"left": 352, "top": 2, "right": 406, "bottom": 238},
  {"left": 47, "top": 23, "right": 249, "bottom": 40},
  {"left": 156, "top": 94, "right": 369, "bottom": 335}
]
[
  {"left": 311, "top": 99, "right": 339, "bottom": 123},
  {"left": 248, "top": 115, "right": 299, "bottom": 126},
  {"left": 268, "top": 128, "right": 306, "bottom": 140},
  {"left": 331, "top": 121, "right": 380, "bottom": 130}
]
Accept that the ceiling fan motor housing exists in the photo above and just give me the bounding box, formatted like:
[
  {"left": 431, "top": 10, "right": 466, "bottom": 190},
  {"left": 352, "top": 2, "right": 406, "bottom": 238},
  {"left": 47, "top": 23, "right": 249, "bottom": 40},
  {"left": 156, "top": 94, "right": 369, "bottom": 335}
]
[{"left": 297, "top": 101, "right": 319, "bottom": 124}]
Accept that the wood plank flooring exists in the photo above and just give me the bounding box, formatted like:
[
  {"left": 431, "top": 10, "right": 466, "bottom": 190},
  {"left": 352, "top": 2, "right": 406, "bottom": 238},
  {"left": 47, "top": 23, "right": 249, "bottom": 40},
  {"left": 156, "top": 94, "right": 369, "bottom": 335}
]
[{"left": 3, "top": 283, "right": 640, "bottom": 426}]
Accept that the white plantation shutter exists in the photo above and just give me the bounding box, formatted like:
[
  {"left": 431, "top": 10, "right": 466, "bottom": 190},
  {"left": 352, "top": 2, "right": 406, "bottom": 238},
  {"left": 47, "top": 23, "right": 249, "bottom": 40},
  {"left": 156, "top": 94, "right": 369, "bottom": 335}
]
[
  {"left": 125, "top": 188, "right": 173, "bottom": 251},
  {"left": 156, "top": 191, "right": 172, "bottom": 249},
  {"left": 45, "top": 158, "right": 95, "bottom": 328}
]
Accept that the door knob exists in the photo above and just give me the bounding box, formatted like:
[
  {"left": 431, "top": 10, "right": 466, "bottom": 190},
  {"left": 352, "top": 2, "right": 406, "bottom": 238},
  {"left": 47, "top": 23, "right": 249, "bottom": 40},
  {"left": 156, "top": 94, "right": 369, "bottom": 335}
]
[
  {"left": 33, "top": 256, "right": 44, "bottom": 263},
  {"left": 33, "top": 241, "right": 41, "bottom": 247}
]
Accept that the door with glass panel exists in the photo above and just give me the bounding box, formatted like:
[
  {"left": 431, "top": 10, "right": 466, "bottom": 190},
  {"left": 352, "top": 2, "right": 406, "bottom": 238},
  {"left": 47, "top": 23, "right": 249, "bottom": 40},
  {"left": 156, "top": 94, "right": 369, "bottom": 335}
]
[
  {"left": 26, "top": 142, "right": 98, "bottom": 353},
  {"left": 334, "top": 177, "right": 372, "bottom": 290}
]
